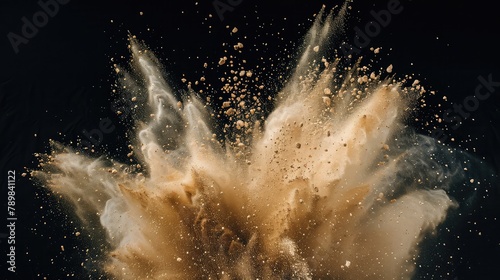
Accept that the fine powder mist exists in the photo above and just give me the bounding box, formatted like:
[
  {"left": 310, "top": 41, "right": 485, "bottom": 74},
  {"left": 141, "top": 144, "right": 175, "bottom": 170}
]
[{"left": 33, "top": 6, "right": 464, "bottom": 279}]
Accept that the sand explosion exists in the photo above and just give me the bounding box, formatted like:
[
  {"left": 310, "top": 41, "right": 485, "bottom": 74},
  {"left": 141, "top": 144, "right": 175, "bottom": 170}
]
[{"left": 33, "top": 6, "right": 461, "bottom": 279}]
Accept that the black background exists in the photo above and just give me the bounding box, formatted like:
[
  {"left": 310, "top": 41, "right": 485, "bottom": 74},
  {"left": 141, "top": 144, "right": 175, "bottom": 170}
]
[{"left": 1, "top": 0, "right": 499, "bottom": 279}]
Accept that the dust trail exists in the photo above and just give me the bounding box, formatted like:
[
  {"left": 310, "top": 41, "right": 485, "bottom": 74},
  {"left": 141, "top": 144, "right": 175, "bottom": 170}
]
[{"left": 33, "top": 6, "right": 461, "bottom": 280}]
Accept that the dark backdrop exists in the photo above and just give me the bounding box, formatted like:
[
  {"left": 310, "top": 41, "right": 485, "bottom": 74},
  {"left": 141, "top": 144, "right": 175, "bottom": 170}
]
[{"left": 1, "top": 0, "right": 499, "bottom": 279}]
